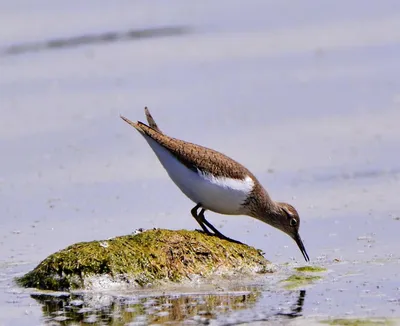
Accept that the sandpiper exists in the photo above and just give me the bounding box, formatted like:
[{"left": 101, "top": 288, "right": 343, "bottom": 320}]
[{"left": 121, "top": 108, "right": 309, "bottom": 261}]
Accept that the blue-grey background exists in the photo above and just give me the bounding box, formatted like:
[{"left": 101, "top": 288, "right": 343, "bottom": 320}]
[{"left": 1, "top": 1, "right": 399, "bottom": 324}]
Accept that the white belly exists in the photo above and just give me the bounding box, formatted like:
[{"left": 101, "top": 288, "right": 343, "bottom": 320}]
[{"left": 144, "top": 137, "right": 254, "bottom": 215}]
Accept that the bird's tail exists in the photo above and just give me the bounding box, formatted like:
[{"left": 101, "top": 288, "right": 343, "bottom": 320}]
[
  {"left": 120, "top": 106, "right": 163, "bottom": 134},
  {"left": 120, "top": 115, "right": 143, "bottom": 133},
  {"left": 144, "top": 107, "right": 162, "bottom": 133}
]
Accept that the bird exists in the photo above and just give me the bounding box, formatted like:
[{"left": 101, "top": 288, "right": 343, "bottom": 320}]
[{"left": 120, "top": 107, "right": 309, "bottom": 261}]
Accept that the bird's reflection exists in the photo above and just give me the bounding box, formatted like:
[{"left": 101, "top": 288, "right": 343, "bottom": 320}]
[{"left": 278, "top": 290, "right": 307, "bottom": 318}]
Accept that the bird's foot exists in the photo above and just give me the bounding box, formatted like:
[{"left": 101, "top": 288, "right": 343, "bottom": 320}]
[{"left": 194, "top": 228, "right": 244, "bottom": 245}]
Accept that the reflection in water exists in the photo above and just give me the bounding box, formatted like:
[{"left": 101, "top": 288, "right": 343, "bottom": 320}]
[
  {"left": 31, "top": 288, "right": 307, "bottom": 325},
  {"left": 1, "top": 26, "right": 190, "bottom": 56},
  {"left": 278, "top": 290, "right": 306, "bottom": 318}
]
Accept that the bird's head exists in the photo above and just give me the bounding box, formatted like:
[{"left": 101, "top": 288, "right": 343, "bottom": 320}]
[{"left": 263, "top": 202, "right": 309, "bottom": 262}]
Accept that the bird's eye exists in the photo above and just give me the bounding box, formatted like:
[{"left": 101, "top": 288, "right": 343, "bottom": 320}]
[{"left": 290, "top": 218, "right": 297, "bottom": 227}]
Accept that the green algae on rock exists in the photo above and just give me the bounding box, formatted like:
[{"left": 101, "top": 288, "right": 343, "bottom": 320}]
[
  {"left": 280, "top": 265, "right": 327, "bottom": 289},
  {"left": 321, "top": 317, "right": 395, "bottom": 325},
  {"left": 16, "top": 229, "right": 271, "bottom": 291},
  {"left": 281, "top": 274, "right": 322, "bottom": 290},
  {"left": 295, "top": 266, "right": 327, "bottom": 273}
]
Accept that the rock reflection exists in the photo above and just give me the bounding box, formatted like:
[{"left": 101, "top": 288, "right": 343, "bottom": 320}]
[
  {"left": 31, "top": 287, "right": 308, "bottom": 324},
  {"left": 31, "top": 286, "right": 261, "bottom": 325}
]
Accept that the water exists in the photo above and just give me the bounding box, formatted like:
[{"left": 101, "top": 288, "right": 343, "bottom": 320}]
[{"left": 1, "top": 1, "right": 400, "bottom": 324}]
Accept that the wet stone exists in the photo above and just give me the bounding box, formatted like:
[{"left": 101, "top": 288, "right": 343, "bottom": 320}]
[{"left": 15, "top": 229, "right": 271, "bottom": 291}]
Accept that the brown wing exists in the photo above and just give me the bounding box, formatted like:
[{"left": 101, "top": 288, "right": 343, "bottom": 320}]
[{"left": 133, "top": 120, "right": 254, "bottom": 180}]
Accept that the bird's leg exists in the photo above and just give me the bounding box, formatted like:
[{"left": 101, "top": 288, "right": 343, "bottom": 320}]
[
  {"left": 191, "top": 204, "right": 212, "bottom": 234},
  {"left": 198, "top": 209, "right": 243, "bottom": 245}
]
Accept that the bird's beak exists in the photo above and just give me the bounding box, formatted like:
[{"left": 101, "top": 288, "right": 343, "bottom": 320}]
[{"left": 294, "top": 233, "right": 310, "bottom": 262}]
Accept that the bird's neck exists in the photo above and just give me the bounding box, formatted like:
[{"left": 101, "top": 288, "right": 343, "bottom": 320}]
[{"left": 245, "top": 182, "right": 276, "bottom": 216}]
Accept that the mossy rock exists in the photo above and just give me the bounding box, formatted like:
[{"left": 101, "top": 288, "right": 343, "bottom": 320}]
[{"left": 16, "top": 229, "right": 271, "bottom": 291}]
